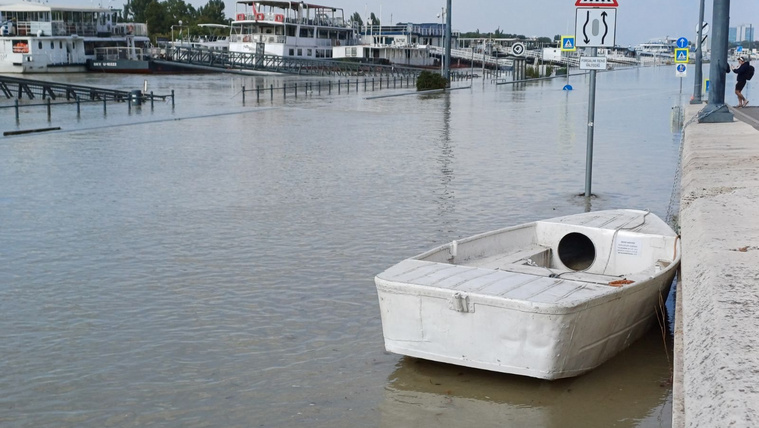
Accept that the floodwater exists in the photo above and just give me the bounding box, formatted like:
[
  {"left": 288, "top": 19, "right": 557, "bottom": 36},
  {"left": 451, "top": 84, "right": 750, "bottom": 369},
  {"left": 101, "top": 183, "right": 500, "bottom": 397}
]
[{"left": 0, "top": 65, "right": 685, "bottom": 427}]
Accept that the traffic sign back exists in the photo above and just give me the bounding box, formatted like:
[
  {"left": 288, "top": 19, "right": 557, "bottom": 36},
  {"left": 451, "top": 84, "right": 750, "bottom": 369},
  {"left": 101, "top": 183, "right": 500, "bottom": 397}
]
[{"left": 575, "top": 0, "right": 619, "bottom": 6}]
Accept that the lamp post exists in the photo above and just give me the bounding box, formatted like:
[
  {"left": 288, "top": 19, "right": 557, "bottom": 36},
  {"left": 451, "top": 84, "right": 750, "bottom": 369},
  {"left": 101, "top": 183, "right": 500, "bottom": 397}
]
[
  {"left": 171, "top": 20, "right": 183, "bottom": 48},
  {"left": 437, "top": 7, "right": 445, "bottom": 74}
]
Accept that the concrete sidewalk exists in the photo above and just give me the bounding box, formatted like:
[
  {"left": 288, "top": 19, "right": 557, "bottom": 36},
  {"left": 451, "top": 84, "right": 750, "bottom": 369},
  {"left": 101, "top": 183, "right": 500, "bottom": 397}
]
[{"left": 673, "top": 104, "right": 759, "bottom": 427}]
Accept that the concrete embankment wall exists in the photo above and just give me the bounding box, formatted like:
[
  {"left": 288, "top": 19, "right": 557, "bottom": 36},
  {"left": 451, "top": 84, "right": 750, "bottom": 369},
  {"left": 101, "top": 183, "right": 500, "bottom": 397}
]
[{"left": 673, "top": 104, "right": 759, "bottom": 427}]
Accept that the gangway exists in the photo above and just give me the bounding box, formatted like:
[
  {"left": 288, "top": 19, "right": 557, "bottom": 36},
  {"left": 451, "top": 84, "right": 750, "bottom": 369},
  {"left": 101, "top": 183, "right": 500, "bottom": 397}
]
[
  {"left": 0, "top": 75, "right": 141, "bottom": 101},
  {"left": 158, "top": 46, "right": 422, "bottom": 78}
]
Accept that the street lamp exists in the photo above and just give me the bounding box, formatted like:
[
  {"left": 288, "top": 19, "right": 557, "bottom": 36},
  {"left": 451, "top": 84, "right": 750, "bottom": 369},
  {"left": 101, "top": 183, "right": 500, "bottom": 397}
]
[
  {"left": 171, "top": 20, "right": 183, "bottom": 48},
  {"left": 437, "top": 7, "right": 445, "bottom": 73}
]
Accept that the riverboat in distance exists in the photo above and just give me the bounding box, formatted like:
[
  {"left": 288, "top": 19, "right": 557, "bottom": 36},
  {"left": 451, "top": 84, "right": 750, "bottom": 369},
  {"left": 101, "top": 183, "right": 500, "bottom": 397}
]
[
  {"left": 229, "top": 0, "right": 358, "bottom": 59},
  {"left": 375, "top": 209, "right": 680, "bottom": 380},
  {"left": 0, "top": 2, "right": 149, "bottom": 73}
]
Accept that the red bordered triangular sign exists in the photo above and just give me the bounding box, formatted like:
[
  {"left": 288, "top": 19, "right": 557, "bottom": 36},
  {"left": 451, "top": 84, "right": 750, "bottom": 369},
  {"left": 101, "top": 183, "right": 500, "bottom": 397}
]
[{"left": 575, "top": 0, "right": 619, "bottom": 6}]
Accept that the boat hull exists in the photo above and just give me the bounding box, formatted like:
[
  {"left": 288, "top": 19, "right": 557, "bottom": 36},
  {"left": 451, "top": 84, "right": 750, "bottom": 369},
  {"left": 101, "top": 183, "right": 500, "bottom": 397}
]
[{"left": 375, "top": 209, "right": 680, "bottom": 380}]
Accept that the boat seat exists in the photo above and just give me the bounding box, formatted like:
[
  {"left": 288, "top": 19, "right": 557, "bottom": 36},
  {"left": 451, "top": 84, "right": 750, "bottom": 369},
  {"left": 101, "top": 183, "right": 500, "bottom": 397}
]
[{"left": 464, "top": 245, "right": 551, "bottom": 270}]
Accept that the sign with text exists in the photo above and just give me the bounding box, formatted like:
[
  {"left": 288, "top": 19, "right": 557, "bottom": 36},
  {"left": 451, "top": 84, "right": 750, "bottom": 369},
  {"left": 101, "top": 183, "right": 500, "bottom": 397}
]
[
  {"left": 575, "top": 8, "right": 617, "bottom": 48},
  {"left": 580, "top": 56, "right": 608, "bottom": 70}
]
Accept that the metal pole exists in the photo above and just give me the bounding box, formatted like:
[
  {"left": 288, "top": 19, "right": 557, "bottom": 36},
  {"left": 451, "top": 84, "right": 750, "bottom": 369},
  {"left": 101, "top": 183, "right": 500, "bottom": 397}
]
[
  {"left": 691, "top": 0, "right": 705, "bottom": 103},
  {"left": 15, "top": 99, "right": 19, "bottom": 122},
  {"left": 242, "top": 85, "right": 246, "bottom": 104},
  {"left": 585, "top": 47, "right": 598, "bottom": 198},
  {"left": 444, "top": 0, "right": 452, "bottom": 83},
  {"left": 699, "top": 0, "right": 733, "bottom": 122}
]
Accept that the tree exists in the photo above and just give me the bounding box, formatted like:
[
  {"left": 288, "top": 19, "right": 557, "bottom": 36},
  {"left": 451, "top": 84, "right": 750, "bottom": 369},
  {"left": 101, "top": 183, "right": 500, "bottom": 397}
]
[
  {"left": 350, "top": 12, "right": 363, "bottom": 28},
  {"left": 197, "top": 0, "right": 227, "bottom": 24}
]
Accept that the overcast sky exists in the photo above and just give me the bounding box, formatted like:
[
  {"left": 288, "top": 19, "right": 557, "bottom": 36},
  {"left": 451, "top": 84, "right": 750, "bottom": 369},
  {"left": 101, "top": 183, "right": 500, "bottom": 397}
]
[{"left": 86, "top": 0, "right": 757, "bottom": 45}]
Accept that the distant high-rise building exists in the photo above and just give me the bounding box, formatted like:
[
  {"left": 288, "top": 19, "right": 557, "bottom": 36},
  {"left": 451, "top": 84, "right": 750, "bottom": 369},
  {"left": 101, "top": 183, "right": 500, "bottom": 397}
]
[{"left": 730, "top": 24, "right": 755, "bottom": 43}]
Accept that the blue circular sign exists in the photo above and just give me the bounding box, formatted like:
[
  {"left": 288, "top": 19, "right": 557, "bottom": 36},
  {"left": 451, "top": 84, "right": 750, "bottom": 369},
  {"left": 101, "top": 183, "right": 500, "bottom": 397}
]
[
  {"left": 677, "top": 37, "right": 689, "bottom": 48},
  {"left": 677, "top": 64, "right": 687, "bottom": 72}
]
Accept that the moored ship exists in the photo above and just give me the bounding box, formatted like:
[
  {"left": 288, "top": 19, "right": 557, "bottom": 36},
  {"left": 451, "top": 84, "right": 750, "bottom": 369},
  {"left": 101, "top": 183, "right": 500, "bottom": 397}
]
[{"left": 0, "top": 1, "right": 149, "bottom": 73}]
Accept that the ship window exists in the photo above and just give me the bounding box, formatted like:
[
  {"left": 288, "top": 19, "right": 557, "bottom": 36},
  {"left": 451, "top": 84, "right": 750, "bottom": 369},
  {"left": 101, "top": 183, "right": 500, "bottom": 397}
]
[
  {"left": 50, "top": 41, "right": 54, "bottom": 49},
  {"left": 39, "top": 41, "right": 43, "bottom": 49},
  {"left": 307, "top": 49, "right": 312, "bottom": 56},
  {"left": 289, "top": 48, "right": 294, "bottom": 56},
  {"left": 297, "top": 48, "right": 302, "bottom": 56},
  {"left": 60, "top": 41, "right": 63, "bottom": 49}
]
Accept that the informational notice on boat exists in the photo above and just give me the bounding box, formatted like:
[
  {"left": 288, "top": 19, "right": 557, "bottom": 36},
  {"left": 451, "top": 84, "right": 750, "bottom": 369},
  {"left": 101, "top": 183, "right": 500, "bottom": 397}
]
[
  {"left": 616, "top": 239, "right": 641, "bottom": 256},
  {"left": 580, "top": 57, "right": 607, "bottom": 71}
]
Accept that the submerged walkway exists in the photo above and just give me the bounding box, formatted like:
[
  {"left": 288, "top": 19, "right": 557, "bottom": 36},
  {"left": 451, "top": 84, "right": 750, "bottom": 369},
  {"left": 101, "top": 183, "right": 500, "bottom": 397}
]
[{"left": 674, "top": 104, "right": 759, "bottom": 427}]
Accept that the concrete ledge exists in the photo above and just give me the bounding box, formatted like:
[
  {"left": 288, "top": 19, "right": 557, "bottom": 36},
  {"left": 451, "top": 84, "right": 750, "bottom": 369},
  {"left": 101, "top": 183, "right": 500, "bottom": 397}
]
[{"left": 674, "top": 104, "right": 759, "bottom": 427}]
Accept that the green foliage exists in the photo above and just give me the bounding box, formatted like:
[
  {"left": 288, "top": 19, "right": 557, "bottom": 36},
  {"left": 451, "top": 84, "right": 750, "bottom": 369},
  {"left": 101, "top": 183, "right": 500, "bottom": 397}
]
[
  {"left": 545, "top": 65, "right": 554, "bottom": 77},
  {"left": 459, "top": 31, "right": 526, "bottom": 39},
  {"left": 123, "top": 0, "right": 229, "bottom": 41},
  {"left": 350, "top": 12, "right": 363, "bottom": 28},
  {"left": 556, "top": 67, "right": 568, "bottom": 76},
  {"left": 525, "top": 66, "right": 539, "bottom": 79},
  {"left": 416, "top": 71, "right": 448, "bottom": 91}
]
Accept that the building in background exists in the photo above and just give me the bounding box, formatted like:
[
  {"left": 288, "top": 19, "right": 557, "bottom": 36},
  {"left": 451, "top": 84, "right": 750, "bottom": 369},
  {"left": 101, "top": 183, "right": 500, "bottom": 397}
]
[{"left": 729, "top": 24, "right": 755, "bottom": 43}]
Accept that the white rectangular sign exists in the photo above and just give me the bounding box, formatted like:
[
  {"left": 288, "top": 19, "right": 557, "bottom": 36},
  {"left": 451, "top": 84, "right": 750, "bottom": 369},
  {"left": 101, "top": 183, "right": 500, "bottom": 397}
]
[
  {"left": 580, "top": 56, "right": 608, "bottom": 70},
  {"left": 575, "top": 8, "right": 617, "bottom": 48}
]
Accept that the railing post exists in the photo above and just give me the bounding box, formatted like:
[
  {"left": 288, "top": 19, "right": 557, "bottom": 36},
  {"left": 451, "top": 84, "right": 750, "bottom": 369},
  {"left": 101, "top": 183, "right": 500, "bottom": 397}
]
[
  {"left": 150, "top": 91, "right": 154, "bottom": 110},
  {"left": 103, "top": 98, "right": 107, "bottom": 115},
  {"left": 242, "top": 85, "right": 246, "bottom": 104},
  {"left": 355, "top": 79, "right": 358, "bottom": 92},
  {"left": 364, "top": 78, "right": 367, "bottom": 91},
  {"left": 46, "top": 98, "right": 51, "bottom": 121},
  {"left": 318, "top": 81, "right": 321, "bottom": 95},
  {"left": 372, "top": 78, "right": 375, "bottom": 91},
  {"left": 15, "top": 99, "right": 19, "bottom": 122},
  {"left": 171, "top": 90, "right": 175, "bottom": 109},
  {"left": 338, "top": 80, "right": 341, "bottom": 94},
  {"left": 257, "top": 85, "right": 260, "bottom": 102},
  {"left": 76, "top": 96, "right": 80, "bottom": 117},
  {"left": 294, "top": 83, "right": 297, "bottom": 98},
  {"left": 329, "top": 81, "right": 331, "bottom": 95},
  {"left": 284, "top": 83, "right": 287, "bottom": 100}
]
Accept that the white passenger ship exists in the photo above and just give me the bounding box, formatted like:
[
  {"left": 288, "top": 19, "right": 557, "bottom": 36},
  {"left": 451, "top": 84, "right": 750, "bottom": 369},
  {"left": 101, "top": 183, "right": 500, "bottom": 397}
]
[
  {"left": 0, "top": 2, "right": 149, "bottom": 73},
  {"left": 229, "top": 0, "right": 358, "bottom": 59}
]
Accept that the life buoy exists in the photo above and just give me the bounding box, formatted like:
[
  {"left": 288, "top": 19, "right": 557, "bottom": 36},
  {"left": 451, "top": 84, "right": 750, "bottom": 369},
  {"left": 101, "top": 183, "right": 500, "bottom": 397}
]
[
  {"left": 236, "top": 13, "right": 245, "bottom": 21},
  {"left": 255, "top": 13, "right": 265, "bottom": 21},
  {"left": 274, "top": 14, "right": 284, "bottom": 22}
]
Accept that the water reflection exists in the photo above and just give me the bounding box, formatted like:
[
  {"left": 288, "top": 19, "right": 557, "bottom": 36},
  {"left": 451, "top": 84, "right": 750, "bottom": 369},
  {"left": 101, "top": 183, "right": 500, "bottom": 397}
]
[
  {"left": 436, "top": 93, "right": 456, "bottom": 234},
  {"left": 380, "top": 329, "right": 672, "bottom": 428}
]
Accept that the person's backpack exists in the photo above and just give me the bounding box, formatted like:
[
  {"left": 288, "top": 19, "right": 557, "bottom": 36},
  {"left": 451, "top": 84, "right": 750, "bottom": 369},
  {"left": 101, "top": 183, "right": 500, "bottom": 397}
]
[{"left": 747, "top": 65, "right": 755, "bottom": 81}]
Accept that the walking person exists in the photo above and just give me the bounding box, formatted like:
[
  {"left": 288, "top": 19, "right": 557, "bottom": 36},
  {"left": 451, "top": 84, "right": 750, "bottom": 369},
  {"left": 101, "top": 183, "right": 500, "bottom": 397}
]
[{"left": 732, "top": 56, "right": 751, "bottom": 108}]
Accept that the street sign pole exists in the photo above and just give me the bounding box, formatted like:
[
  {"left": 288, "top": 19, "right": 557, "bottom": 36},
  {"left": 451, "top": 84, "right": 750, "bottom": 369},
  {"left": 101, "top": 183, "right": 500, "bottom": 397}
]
[{"left": 585, "top": 47, "right": 597, "bottom": 197}]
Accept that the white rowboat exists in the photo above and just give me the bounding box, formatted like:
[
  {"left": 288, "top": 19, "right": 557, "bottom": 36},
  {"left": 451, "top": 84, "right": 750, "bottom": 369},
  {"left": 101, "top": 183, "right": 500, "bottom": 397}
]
[{"left": 375, "top": 209, "right": 680, "bottom": 380}]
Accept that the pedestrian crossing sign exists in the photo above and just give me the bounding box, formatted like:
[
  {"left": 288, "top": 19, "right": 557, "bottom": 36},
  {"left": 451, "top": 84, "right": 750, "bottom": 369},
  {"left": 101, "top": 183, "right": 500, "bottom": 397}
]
[
  {"left": 675, "top": 48, "right": 689, "bottom": 64},
  {"left": 561, "top": 36, "right": 576, "bottom": 52}
]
